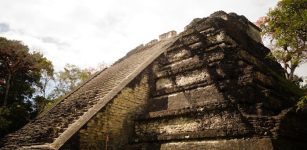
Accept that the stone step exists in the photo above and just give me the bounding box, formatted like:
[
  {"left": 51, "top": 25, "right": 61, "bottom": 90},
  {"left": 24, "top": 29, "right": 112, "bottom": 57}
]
[
  {"left": 151, "top": 83, "right": 225, "bottom": 112},
  {"left": 157, "top": 42, "right": 228, "bottom": 68},
  {"left": 132, "top": 128, "right": 251, "bottom": 143},
  {"left": 138, "top": 101, "right": 229, "bottom": 120},
  {"left": 133, "top": 102, "right": 250, "bottom": 143}
]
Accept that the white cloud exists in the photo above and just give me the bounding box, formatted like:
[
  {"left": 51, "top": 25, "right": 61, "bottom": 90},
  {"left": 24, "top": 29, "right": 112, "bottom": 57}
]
[{"left": 2, "top": 0, "right": 305, "bottom": 78}]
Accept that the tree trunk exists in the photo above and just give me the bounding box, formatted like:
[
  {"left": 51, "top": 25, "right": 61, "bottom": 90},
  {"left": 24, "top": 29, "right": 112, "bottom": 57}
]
[
  {"left": 3, "top": 73, "right": 11, "bottom": 106},
  {"left": 289, "top": 65, "right": 297, "bottom": 81},
  {"left": 283, "top": 61, "right": 290, "bottom": 79}
]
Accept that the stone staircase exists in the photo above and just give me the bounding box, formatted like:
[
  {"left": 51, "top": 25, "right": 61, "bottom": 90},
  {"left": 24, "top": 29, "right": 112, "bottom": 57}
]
[
  {"left": 1, "top": 36, "right": 176, "bottom": 150},
  {"left": 2, "top": 11, "right": 305, "bottom": 150}
]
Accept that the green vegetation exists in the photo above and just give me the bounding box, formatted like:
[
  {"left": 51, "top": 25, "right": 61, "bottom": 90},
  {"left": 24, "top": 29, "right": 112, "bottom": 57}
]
[
  {"left": 297, "top": 85, "right": 307, "bottom": 111},
  {"left": 0, "top": 37, "right": 53, "bottom": 137},
  {"left": 48, "top": 64, "right": 93, "bottom": 100},
  {"left": 297, "top": 95, "right": 307, "bottom": 110},
  {"left": 258, "top": 0, "right": 306, "bottom": 81},
  {"left": 258, "top": 0, "right": 307, "bottom": 110},
  {"left": 0, "top": 37, "right": 103, "bottom": 138}
]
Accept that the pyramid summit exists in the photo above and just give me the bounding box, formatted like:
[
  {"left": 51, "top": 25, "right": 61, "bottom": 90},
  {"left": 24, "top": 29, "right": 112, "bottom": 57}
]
[{"left": 1, "top": 11, "right": 306, "bottom": 150}]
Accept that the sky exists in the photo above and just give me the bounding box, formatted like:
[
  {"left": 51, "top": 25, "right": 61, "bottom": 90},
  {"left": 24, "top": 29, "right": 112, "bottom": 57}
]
[{"left": 0, "top": 0, "right": 306, "bottom": 77}]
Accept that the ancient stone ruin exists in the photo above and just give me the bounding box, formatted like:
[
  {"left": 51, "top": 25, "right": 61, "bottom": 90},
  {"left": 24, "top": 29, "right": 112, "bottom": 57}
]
[{"left": 1, "top": 11, "right": 306, "bottom": 150}]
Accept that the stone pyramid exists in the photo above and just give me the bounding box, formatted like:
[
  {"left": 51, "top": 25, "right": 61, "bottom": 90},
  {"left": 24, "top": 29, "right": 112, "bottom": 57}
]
[{"left": 1, "top": 11, "right": 306, "bottom": 150}]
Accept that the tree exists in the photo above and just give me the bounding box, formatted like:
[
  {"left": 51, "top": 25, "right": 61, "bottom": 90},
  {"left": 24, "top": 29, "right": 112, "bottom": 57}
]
[
  {"left": 32, "top": 69, "right": 54, "bottom": 114},
  {"left": 257, "top": 0, "right": 307, "bottom": 81},
  {"left": 0, "top": 37, "right": 53, "bottom": 137},
  {"left": 49, "top": 64, "right": 93, "bottom": 99},
  {"left": 0, "top": 37, "right": 53, "bottom": 106}
]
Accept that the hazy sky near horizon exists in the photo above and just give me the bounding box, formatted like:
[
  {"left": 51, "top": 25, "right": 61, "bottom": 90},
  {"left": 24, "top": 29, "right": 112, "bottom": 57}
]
[{"left": 0, "top": 0, "right": 306, "bottom": 77}]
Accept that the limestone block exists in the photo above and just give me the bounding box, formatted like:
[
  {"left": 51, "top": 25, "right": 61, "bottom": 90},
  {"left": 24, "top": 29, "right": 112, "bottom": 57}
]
[
  {"left": 175, "top": 69, "right": 210, "bottom": 87},
  {"left": 247, "top": 23, "right": 262, "bottom": 43},
  {"left": 159, "top": 31, "right": 177, "bottom": 40},
  {"left": 136, "top": 110, "right": 246, "bottom": 137},
  {"left": 156, "top": 78, "right": 173, "bottom": 90},
  {"left": 166, "top": 49, "right": 191, "bottom": 63},
  {"left": 158, "top": 138, "right": 273, "bottom": 150}
]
